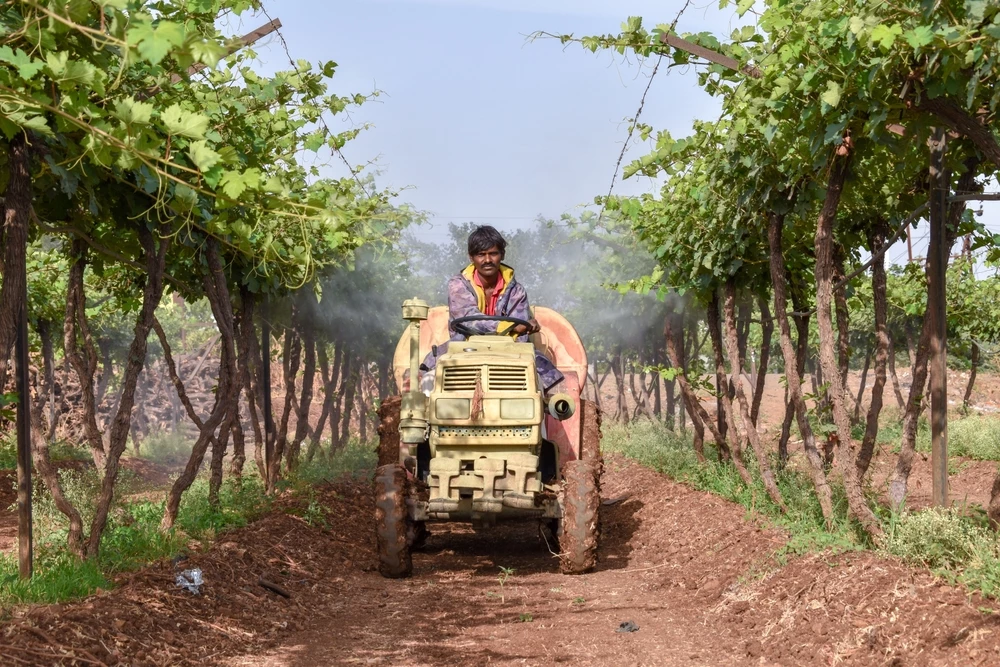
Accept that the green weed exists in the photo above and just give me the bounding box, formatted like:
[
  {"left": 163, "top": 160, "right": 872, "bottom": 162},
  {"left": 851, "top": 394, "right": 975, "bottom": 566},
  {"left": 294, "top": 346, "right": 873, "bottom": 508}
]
[
  {"left": 290, "top": 437, "right": 377, "bottom": 486},
  {"left": 880, "top": 506, "right": 1000, "bottom": 598},
  {"left": 497, "top": 566, "right": 514, "bottom": 603},
  {"left": 608, "top": 419, "right": 1000, "bottom": 602},
  {"left": 0, "top": 431, "right": 90, "bottom": 470},
  {"left": 0, "top": 469, "right": 269, "bottom": 608},
  {"left": 602, "top": 420, "right": 863, "bottom": 555}
]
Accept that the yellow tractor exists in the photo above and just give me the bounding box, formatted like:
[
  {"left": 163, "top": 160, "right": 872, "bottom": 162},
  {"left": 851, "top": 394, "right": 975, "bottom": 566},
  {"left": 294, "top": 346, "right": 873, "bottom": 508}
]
[{"left": 374, "top": 299, "right": 602, "bottom": 578}]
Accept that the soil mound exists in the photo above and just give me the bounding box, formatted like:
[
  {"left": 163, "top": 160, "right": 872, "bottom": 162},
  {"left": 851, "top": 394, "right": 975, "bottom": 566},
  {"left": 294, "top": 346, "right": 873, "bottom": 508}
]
[{"left": 3, "top": 455, "right": 1000, "bottom": 665}]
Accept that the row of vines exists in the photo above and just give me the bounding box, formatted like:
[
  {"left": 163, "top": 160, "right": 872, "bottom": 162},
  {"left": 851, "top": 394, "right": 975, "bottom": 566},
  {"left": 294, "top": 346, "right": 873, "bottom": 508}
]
[
  {"left": 545, "top": 0, "right": 1000, "bottom": 537},
  {"left": 0, "top": 0, "right": 413, "bottom": 561}
]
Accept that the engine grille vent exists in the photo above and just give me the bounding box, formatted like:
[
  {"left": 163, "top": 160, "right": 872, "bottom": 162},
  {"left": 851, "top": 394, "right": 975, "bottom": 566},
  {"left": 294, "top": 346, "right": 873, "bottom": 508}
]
[
  {"left": 442, "top": 366, "right": 481, "bottom": 392},
  {"left": 488, "top": 365, "right": 528, "bottom": 391},
  {"left": 438, "top": 425, "right": 532, "bottom": 439}
]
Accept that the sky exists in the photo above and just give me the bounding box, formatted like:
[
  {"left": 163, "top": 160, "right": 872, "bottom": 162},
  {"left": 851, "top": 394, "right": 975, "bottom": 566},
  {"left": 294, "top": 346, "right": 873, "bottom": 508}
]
[
  {"left": 228, "top": 0, "right": 747, "bottom": 244},
  {"left": 228, "top": 0, "right": 999, "bottom": 273}
]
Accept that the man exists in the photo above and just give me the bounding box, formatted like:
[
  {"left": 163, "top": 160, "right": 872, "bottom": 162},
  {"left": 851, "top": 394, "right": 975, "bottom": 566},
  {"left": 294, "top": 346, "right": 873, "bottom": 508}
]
[{"left": 420, "top": 225, "right": 564, "bottom": 392}]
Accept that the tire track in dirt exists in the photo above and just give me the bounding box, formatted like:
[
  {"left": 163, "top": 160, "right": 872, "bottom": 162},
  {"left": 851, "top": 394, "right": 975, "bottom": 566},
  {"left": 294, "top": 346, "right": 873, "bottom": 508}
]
[{"left": 5, "top": 454, "right": 1000, "bottom": 665}]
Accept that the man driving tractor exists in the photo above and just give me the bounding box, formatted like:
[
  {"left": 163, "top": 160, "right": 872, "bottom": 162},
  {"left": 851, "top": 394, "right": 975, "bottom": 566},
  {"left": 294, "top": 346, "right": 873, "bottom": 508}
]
[{"left": 418, "top": 225, "right": 564, "bottom": 393}]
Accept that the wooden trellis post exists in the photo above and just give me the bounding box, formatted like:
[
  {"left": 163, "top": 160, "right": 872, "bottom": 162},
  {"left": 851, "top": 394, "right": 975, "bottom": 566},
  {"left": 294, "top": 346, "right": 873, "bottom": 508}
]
[
  {"left": 15, "top": 289, "right": 32, "bottom": 579},
  {"left": 928, "top": 127, "right": 949, "bottom": 507}
]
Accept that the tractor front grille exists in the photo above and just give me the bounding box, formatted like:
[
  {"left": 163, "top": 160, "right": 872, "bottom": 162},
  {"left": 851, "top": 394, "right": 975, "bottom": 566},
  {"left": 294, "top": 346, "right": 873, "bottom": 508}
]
[
  {"left": 443, "top": 366, "right": 481, "bottom": 392},
  {"left": 437, "top": 425, "right": 533, "bottom": 440},
  {"left": 488, "top": 365, "right": 528, "bottom": 391}
]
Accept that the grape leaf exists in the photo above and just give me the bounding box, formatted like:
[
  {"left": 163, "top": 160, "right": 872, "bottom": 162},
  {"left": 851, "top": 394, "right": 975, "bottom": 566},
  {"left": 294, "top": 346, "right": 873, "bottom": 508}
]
[
  {"left": 904, "top": 26, "right": 934, "bottom": 49},
  {"left": 113, "top": 98, "right": 154, "bottom": 126},
  {"left": 0, "top": 46, "right": 45, "bottom": 79},
  {"left": 160, "top": 104, "right": 209, "bottom": 139},
  {"left": 821, "top": 80, "right": 842, "bottom": 108},
  {"left": 188, "top": 140, "right": 221, "bottom": 171}
]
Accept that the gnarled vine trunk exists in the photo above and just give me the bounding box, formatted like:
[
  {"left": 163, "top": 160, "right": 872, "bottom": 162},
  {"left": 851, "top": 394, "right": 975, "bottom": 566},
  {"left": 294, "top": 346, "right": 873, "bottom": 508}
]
[
  {"left": 722, "top": 281, "right": 785, "bottom": 510},
  {"left": 853, "top": 346, "right": 872, "bottom": 425},
  {"left": 964, "top": 342, "right": 980, "bottom": 411},
  {"left": 287, "top": 332, "right": 316, "bottom": 469},
  {"left": 160, "top": 238, "right": 236, "bottom": 532},
  {"left": 30, "top": 346, "right": 85, "bottom": 557},
  {"left": 769, "top": 213, "right": 834, "bottom": 527},
  {"left": 813, "top": 154, "right": 881, "bottom": 538},
  {"left": 269, "top": 327, "right": 301, "bottom": 492},
  {"left": 338, "top": 352, "right": 360, "bottom": 447},
  {"left": 609, "top": 348, "right": 629, "bottom": 424},
  {"left": 706, "top": 293, "right": 751, "bottom": 483},
  {"left": 887, "top": 334, "right": 906, "bottom": 410},
  {"left": 63, "top": 241, "right": 106, "bottom": 470},
  {"left": 856, "top": 221, "right": 890, "bottom": 479},
  {"left": 37, "top": 319, "right": 58, "bottom": 441},
  {"left": 664, "top": 313, "right": 718, "bottom": 464},
  {"left": 231, "top": 287, "right": 259, "bottom": 482},
  {"left": 329, "top": 346, "right": 350, "bottom": 452},
  {"left": 750, "top": 295, "right": 773, "bottom": 426},
  {"left": 305, "top": 343, "right": 334, "bottom": 464},
  {"left": 87, "top": 224, "right": 170, "bottom": 557}
]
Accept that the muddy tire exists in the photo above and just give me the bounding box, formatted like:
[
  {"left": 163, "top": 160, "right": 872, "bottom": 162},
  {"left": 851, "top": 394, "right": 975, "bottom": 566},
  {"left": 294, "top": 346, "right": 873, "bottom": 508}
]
[
  {"left": 374, "top": 463, "right": 412, "bottom": 578},
  {"left": 580, "top": 398, "right": 603, "bottom": 486},
  {"left": 558, "top": 460, "right": 599, "bottom": 574},
  {"left": 376, "top": 396, "right": 402, "bottom": 467}
]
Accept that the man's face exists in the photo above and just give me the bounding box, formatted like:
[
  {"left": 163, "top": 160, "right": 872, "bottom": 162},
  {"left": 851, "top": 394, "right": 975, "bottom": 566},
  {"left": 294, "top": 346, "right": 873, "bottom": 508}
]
[{"left": 470, "top": 245, "right": 502, "bottom": 280}]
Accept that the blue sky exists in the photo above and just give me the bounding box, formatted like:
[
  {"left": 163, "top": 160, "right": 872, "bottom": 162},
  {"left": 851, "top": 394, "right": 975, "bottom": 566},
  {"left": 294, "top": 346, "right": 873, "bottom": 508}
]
[
  {"left": 230, "top": 1, "right": 999, "bottom": 271},
  {"left": 231, "top": 1, "right": 746, "bottom": 243}
]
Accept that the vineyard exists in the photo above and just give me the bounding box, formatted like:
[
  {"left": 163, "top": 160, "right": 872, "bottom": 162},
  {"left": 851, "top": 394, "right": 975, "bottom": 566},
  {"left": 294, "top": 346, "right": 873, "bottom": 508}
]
[{"left": 5, "top": 0, "right": 1000, "bottom": 665}]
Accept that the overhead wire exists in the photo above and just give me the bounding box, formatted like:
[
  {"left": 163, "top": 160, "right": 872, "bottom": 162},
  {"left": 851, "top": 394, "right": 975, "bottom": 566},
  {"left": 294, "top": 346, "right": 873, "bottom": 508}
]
[
  {"left": 257, "top": 2, "right": 373, "bottom": 200},
  {"left": 597, "top": 0, "right": 695, "bottom": 224}
]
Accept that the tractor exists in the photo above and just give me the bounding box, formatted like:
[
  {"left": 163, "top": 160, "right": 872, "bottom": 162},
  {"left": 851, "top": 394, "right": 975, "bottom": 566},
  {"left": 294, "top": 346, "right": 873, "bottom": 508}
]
[{"left": 373, "top": 298, "right": 602, "bottom": 578}]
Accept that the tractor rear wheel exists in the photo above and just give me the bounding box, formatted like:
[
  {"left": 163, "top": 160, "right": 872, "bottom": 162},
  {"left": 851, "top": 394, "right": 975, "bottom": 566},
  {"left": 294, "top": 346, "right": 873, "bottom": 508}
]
[
  {"left": 376, "top": 396, "right": 402, "bottom": 467},
  {"left": 558, "top": 460, "right": 599, "bottom": 574},
  {"left": 580, "top": 398, "right": 604, "bottom": 485},
  {"left": 374, "top": 463, "right": 412, "bottom": 578}
]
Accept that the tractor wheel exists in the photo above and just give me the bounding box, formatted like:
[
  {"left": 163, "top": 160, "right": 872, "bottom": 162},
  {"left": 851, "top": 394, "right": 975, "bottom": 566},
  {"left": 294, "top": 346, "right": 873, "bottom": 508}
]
[
  {"left": 580, "top": 398, "right": 604, "bottom": 487},
  {"left": 558, "top": 460, "right": 599, "bottom": 574},
  {"left": 374, "top": 463, "right": 412, "bottom": 578},
  {"left": 376, "top": 396, "right": 402, "bottom": 467}
]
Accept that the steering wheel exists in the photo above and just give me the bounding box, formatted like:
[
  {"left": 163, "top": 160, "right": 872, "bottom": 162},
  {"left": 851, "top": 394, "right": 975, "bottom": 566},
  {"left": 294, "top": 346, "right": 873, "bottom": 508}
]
[{"left": 451, "top": 314, "right": 534, "bottom": 338}]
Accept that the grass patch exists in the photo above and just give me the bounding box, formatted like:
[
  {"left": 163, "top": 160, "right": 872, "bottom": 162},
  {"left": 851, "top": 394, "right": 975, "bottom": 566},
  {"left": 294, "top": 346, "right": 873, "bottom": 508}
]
[
  {"left": 0, "top": 430, "right": 91, "bottom": 470},
  {"left": 290, "top": 437, "right": 377, "bottom": 487},
  {"left": 882, "top": 506, "right": 1000, "bottom": 598},
  {"left": 0, "top": 433, "right": 368, "bottom": 608},
  {"left": 607, "top": 419, "right": 1000, "bottom": 601},
  {"left": 602, "top": 420, "right": 863, "bottom": 557},
  {"left": 946, "top": 416, "right": 1000, "bottom": 461},
  {"left": 0, "top": 467, "right": 270, "bottom": 608},
  {"left": 135, "top": 430, "right": 194, "bottom": 466},
  {"left": 848, "top": 409, "right": 1000, "bottom": 461}
]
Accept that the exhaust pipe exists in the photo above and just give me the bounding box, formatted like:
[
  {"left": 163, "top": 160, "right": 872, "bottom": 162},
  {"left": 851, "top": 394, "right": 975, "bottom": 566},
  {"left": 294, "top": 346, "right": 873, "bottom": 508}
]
[
  {"left": 400, "top": 298, "right": 429, "bottom": 444},
  {"left": 546, "top": 393, "right": 576, "bottom": 421}
]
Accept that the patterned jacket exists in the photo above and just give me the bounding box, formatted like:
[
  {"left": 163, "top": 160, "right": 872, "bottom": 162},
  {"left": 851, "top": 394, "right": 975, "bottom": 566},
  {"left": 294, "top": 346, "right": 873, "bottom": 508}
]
[{"left": 420, "top": 263, "right": 564, "bottom": 391}]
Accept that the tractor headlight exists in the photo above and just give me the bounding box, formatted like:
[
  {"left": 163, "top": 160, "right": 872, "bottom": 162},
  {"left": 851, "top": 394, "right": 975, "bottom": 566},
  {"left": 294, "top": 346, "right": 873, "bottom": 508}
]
[
  {"left": 500, "top": 398, "right": 535, "bottom": 420},
  {"left": 435, "top": 398, "right": 470, "bottom": 420}
]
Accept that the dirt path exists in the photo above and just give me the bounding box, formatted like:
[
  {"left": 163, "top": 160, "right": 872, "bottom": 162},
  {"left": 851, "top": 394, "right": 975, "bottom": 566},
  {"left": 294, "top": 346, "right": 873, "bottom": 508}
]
[
  {"left": 7, "top": 454, "right": 1000, "bottom": 666},
  {"left": 222, "top": 456, "right": 770, "bottom": 667}
]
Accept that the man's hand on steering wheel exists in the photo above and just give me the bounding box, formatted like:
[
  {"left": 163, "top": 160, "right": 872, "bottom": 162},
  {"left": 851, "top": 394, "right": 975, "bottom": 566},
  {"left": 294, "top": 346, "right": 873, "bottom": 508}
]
[{"left": 510, "top": 317, "right": 540, "bottom": 336}]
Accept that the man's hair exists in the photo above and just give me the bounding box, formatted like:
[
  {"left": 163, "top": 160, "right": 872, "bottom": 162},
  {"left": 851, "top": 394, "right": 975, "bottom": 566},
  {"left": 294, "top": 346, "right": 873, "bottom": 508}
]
[{"left": 467, "top": 225, "right": 507, "bottom": 257}]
